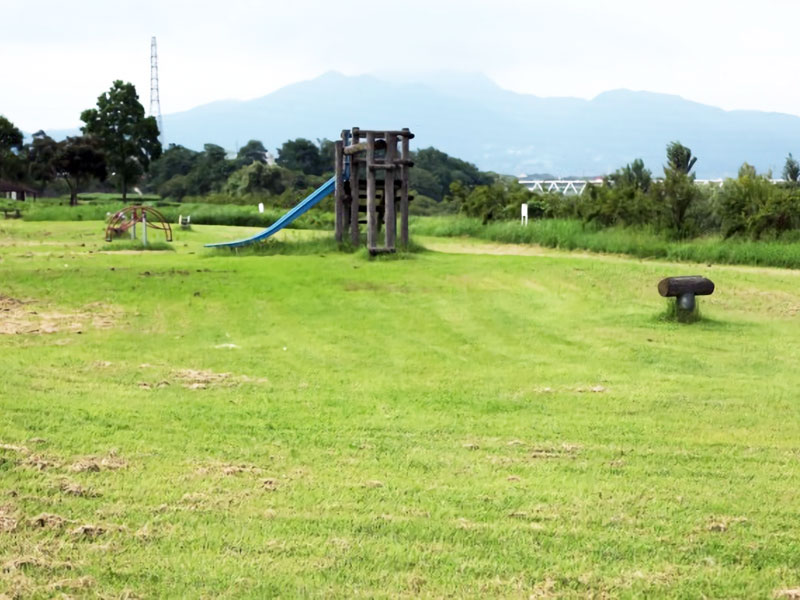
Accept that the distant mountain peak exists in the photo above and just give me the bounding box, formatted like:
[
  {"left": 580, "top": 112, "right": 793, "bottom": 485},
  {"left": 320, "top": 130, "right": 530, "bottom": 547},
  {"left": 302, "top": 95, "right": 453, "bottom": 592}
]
[{"left": 54, "top": 70, "right": 800, "bottom": 178}]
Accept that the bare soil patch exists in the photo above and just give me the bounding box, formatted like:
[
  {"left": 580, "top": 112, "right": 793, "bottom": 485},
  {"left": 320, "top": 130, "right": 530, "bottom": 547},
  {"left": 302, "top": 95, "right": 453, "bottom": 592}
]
[
  {"left": 137, "top": 368, "right": 268, "bottom": 391},
  {"left": 0, "top": 295, "right": 120, "bottom": 335},
  {"left": 0, "top": 505, "right": 18, "bottom": 533},
  {"left": 69, "top": 453, "right": 128, "bottom": 473},
  {"left": 28, "top": 513, "right": 70, "bottom": 530}
]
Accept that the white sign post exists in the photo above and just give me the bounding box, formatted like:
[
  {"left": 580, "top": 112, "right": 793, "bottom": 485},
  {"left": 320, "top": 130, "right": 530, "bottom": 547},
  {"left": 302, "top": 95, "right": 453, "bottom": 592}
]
[{"left": 521, "top": 203, "right": 529, "bottom": 226}]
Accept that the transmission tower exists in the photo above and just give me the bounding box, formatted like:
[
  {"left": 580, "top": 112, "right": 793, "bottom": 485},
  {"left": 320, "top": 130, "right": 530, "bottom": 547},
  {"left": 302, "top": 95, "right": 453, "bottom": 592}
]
[{"left": 149, "top": 36, "right": 164, "bottom": 145}]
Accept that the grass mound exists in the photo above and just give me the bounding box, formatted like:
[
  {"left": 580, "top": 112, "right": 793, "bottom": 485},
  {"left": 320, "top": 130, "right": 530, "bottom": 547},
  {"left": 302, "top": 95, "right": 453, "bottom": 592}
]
[{"left": 101, "top": 240, "right": 175, "bottom": 252}]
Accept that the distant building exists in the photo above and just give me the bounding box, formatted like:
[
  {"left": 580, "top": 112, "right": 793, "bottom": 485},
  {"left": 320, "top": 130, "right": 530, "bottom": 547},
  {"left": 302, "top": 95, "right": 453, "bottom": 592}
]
[{"left": 0, "top": 180, "right": 38, "bottom": 201}]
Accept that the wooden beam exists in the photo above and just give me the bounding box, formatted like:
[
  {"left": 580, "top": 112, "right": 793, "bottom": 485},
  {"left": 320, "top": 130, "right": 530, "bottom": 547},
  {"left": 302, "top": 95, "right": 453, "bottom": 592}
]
[
  {"left": 400, "top": 132, "right": 410, "bottom": 247},
  {"left": 366, "top": 132, "right": 377, "bottom": 252},
  {"left": 349, "top": 128, "right": 415, "bottom": 140},
  {"left": 334, "top": 140, "right": 344, "bottom": 243},
  {"left": 658, "top": 276, "right": 715, "bottom": 297},
  {"left": 343, "top": 139, "right": 387, "bottom": 155},
  {"left": 350, "top": 161, "right": 360, "bottom": 246},
  {"left": 384, "top": 133, "right": 397, "bottom": 251}
]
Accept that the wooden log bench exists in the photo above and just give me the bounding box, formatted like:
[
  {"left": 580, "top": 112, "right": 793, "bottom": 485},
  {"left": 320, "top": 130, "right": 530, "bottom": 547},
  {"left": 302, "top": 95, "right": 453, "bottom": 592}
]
[{"left": 658, "top": 276, "right": 714, "bottom": 312}]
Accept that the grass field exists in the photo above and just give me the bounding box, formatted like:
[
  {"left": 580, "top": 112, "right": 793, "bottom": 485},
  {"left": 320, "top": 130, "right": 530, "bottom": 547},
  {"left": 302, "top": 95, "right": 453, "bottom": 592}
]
[{"left": 1, "top": 220, "right": 800, "bottom": 598}]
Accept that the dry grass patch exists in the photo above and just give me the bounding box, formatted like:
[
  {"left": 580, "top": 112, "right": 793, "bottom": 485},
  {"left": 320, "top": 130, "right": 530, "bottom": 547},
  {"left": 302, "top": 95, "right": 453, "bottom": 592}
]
[
  {"left": 27, "top": 513, "right": 70, "bottom": 530},
  {"left": 58, "top": 480, "right": 99, "bottom": 498},
  {"left": 0, "top": 295, "right": 120, "bottom": 335},
  {"left": 0, "top": 506, "right": 18, "bottom": 533},
  {"left": 69, "top": 453, "right": 127, "bottom": 473}
]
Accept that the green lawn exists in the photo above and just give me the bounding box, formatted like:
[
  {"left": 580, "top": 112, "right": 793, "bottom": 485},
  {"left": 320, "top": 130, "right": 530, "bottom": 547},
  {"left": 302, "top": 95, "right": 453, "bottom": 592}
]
[{"left": 1, "top": 220, "right": 799, "bottom": 598}]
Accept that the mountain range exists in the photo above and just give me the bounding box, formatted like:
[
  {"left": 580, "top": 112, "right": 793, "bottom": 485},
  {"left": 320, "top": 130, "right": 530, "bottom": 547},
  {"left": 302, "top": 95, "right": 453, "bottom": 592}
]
[{"left": 52, "top": 72, "right": 800, "bottom": 178}]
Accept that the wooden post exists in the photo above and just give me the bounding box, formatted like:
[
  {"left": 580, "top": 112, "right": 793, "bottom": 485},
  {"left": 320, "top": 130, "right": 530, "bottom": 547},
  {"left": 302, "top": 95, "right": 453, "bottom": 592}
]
[
  {"left": 334, "top": 140, "right": 344, "bottom": 243},
  {"left": 350, "top": 160, "right": 360, "bottom": 246},
  {"left": 400, "top": 129, "right": 411, "bottom": 247},
  {"left": 384, "top": 133, "right": 397, "bottom": 251},
  {"left": 366, "top": 131, "right": 377, "bottom": 252}
]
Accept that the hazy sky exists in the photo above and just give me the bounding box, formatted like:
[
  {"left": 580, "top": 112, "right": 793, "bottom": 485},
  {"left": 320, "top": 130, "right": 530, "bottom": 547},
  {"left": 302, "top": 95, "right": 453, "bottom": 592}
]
[{"left": 2, "top": 0, "right": 799, "bottom": 131}]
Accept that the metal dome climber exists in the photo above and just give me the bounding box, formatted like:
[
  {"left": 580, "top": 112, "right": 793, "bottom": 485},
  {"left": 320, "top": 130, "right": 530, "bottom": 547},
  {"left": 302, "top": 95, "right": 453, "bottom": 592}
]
[{"left": 105, "top": 205, "right": 173, "bottom": 244}]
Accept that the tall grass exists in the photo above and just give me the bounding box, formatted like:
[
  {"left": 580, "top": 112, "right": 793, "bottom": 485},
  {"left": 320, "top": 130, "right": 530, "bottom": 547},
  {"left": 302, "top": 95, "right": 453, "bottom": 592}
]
[
  {"left": 411, "top": 216, "right": 800, "bottom": 269},
  {"left": 23, "top": 202, "right": 334, "bottom": 230}
]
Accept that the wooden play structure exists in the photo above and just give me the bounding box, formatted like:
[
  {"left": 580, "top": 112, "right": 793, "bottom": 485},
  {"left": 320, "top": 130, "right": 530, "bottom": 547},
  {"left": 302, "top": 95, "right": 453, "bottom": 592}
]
[{"left": 333, "top": 127, "right": 414, "bottom": 254}]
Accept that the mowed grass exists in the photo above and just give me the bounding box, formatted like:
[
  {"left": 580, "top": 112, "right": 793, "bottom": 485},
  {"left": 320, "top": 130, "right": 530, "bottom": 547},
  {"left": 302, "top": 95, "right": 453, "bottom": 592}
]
[{"left": 1, "top": 220, "right": 800, "bottom": 598}]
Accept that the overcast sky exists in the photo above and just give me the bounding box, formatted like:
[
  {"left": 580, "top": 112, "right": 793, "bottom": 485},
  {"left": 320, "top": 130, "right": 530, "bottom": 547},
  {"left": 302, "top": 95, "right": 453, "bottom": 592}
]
[{"left": 2, "top": 0, "right": 799, "bottom": 132}]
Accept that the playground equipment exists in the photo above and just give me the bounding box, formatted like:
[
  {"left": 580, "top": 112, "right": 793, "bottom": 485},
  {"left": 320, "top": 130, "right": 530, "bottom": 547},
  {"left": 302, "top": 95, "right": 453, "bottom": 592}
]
[
  {"left": 206, "top": 127, "right": 415, "bottom": 254},
  {"left": 105, "top": 205, "right": 173, "bottom": 244},
  {"left": 658, "top": 276, "right": 714, "bottom": 313}
]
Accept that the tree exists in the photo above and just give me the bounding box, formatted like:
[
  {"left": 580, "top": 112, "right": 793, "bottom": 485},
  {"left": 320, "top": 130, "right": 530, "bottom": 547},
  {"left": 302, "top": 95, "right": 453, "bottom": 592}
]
[
  {"left": 188, "top": 144, "right": 235, "bottom": 195},
  {"left": 608, "top": 158, "right": 652, "bottom": 193},
  {"left": 28, "top": 132, "right": 106, "bottom": 205},
  {"left": 80, "top": 81, "right": 161, "bottom": 200},
  {"left": 236, "top": 140, "right": 267, "bottom": 166},
  {"left": 0, "top": 115, "right": 25, "bottom": 180},
  {"left": 26, "top": 130, "right": 60, "bottom": 185},
  {"left": 317, "top": 138, "right": 336, "bottom": 174},
  {"left": 717, "top": 163, "right": 794, "bottom": 239},
  {"left": 55, "top": 137, "right": 107, "bottom": 206},
  {"left": 276, "top": 138, "right": 325, "bottom": 175},
  {"left": 413, "top": 147, "right": 493, "bottom": 202},
  {"left": 783, "top": 153, "right": 800, "bottom": 183},
  {"left": 658, "top": 142, "right": 700, "bottom": 236},
  {"left": 225, "top": 162, "right": 286, "bottom": 196},
  {"left": 666, "top": 141, "right": 697, "bottom": 175},
  {"left": 148, "top": 144, "right": 199, "bottom": 191}
]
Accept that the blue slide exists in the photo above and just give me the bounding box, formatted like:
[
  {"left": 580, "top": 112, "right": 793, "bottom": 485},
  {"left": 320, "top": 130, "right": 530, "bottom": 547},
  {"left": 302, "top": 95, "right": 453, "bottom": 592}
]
[{"left": 204, "top": 175, "right": 337, "bottom": 248}]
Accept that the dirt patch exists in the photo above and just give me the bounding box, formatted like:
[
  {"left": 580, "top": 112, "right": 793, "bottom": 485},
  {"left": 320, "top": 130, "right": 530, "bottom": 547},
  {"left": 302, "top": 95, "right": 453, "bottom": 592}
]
[
  {"left": 69, "top": 454, "right": 127, "bottom": 473},
  {"left": 0, "top": 443, "right": 29, "bottom": 454},
  {"left": 530, "top": 443, "right": 582, "bottom": 459},
  {"left": 28, "top": 513, "right": 69, "bottom": 530},
  {"left": 174, "top": 368, "right": 233, "bottom": 390},
  {"left": 262, "top": 478, "right": 280, "bottom": 491},
  {"left": 59, "top": 480, "right": 99, "bottom": 498},
  {"left": 195, "top": 462, "right": 263, "bottom": 477},
  {"left": 706, "top": 515, "right": 747, "bottom": 533},
  {"left": 48, "top": 576, "right": 95, "bottom": 592},
  {"left": 0, "top": 295, "right": 121, "bottom": 335},
  {"left": 23, "top": 455, "right": 59, "bottom": 471},
  {"left": 0, "top": 505, "right": 18, "bottom": 533},
  {"left": 775, "top": 589, "right": 800, "bottom": 599},
  {"left": 70, "top": 524, "right": 106, "bottom": 539},
  {"left": 136, "top": 367, "right": 268, "bottom": 391},
  {"left": 222, "top": 463, "right": 262, "bottom": 476}
]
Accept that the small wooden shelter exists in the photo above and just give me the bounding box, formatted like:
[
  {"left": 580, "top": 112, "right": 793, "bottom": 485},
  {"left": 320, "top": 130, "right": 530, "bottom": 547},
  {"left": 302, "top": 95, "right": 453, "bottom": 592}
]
[{"left": 0, "top": 180, "right": 38, "bottom": 201}]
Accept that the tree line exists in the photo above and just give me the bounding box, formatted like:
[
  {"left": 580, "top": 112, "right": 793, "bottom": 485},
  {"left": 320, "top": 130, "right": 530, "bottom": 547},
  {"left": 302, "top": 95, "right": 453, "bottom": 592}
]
[
  {"left": 6, "top": 79, "right": 800, "bottom": 241},
  {"left": 1, "top": 79, "right": 496, "bottom": 209},
  {"left": 1, "top": 81, "right": 162, "bottom": 205},
  {"left": 447, "top": 143, "right": 800, "bottom": 240}
]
